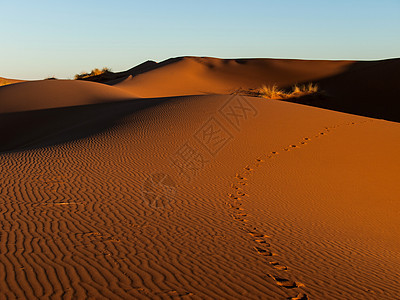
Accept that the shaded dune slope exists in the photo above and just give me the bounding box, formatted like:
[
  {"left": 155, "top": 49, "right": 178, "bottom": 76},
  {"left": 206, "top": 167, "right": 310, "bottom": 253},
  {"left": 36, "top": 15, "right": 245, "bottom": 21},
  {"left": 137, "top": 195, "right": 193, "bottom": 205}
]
[
  {"left": 0, "top": 95, "right": 399, "bottom": 299},
  {"left": 312, "top": 58, "right": 400, "bottom": 122},
  {"left": 0, "top": 98, "right": 166, "bottom": 153}
]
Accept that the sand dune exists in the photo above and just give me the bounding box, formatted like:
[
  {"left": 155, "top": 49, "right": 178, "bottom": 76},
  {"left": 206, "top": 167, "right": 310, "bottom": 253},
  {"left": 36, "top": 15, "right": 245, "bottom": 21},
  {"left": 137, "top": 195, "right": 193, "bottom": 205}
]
[
  {"left": 114, "top": 57, "right": 353, "bottom": 98},
  {"left": 1, "top": 92, "right": 399, "bottom": 299},
  {"left": 111, "top": 56, "right": 400, "bottom": 122},
  {"left": 1, "top": 57, "right": 399, "bottom": 299},
  {"left": 0, "top": 79, "right": 136, "bottom": 114}
]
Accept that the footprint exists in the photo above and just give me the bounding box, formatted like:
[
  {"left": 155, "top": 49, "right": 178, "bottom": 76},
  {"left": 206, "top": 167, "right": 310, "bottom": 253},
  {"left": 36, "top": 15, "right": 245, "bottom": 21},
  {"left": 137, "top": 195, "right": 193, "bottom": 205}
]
[
  {"left": 233, "top": 216, "right": 248, "bottom": 222},
  {"left": 235, "top": 174, "right": 247, "bottom": 180},
  {"left": 268, "top": 275, "right": 300, "bottom": 289},
  {"left": 248, "top": 231, "right": 270, "bottom": 238},
  {"left": 290, "top": 293, "right": 308, "bottom": 300},
  {"left": 255, "top": 239, "right": 270, "bottom": 246},
  {"left": 289, "top": 145, "right": 298, "bottom": 149},
  {"left": 244, "top": 165, "right": 253, "bottom": 171},
  {"left": 254, "top": 246, "right": 272, "bottom": 256},
  {"left": 303, "top": 137, "right": 310, "bottom": 141},
  {"left": 269, "top": 261, "right": 288, "bottom": 271},
  {"left": 227, "top": 203, "right": 243, "bottom": 210},
  {"left": 256, "top": 158, "right": 264, "bottom": 162},
  {"left": 227, "top": 193, "right": 241, "bottom": 200},
  {"left": 237, "top": 191, "right": 248, "bottom": 197},
  {"left": 267, "top": 151, "right": 279, "bottom": 158},
  {"left": 230, "top": 184, "right": 242, "bottom": 190}
]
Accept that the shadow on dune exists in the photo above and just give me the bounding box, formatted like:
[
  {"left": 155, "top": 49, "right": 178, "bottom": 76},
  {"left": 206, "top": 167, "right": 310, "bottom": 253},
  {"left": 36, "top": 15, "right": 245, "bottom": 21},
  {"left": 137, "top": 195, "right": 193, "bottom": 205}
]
[
  {"left": 283, "top": 58, "right": 400, "bottom": 122},
  {"left": 0, "top": 98, "right": 168, "bottom": 154}
]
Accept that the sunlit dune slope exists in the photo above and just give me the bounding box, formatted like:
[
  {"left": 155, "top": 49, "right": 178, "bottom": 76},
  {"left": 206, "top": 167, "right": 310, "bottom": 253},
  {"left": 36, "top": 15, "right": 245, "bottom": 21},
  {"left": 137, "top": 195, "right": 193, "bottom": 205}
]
[
  {"left": 0, "top": 79, "right": 136, "bottom": 114},
  {"left": 0, "top": 94, "right": 399, "bottom": 299},
  {"left": 114, "top": 57, "right": 353, "bottom": 97}
]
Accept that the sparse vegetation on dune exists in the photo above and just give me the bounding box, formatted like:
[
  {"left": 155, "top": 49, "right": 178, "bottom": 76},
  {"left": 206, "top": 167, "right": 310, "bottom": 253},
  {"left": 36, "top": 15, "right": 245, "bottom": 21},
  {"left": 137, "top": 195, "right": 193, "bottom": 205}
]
[
  {"left": 236, "top": 83, "right": 321, "bottom": 99},
  {"left": 74, "top": 67, "right": 111, "bottom": 80}
]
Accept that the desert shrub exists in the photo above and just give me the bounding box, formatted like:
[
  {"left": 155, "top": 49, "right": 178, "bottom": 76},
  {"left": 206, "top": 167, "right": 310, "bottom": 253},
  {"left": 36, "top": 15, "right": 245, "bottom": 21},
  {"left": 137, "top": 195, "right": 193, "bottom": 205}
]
[
  {"left": 236, "top": 83, "right": 320, "bottom": 99},
  {"left": 74, "top": 67, "right": 111, "bottom": 80},
  {"left": 258, "top": 85, "right": 288, "bottom": 99}
]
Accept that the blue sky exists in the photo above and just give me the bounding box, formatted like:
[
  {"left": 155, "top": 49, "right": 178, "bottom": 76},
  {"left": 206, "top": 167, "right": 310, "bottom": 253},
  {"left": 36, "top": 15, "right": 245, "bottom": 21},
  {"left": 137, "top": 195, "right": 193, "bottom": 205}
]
[{"left": 1, "top": 0, "right": 399, "bottom": 79}]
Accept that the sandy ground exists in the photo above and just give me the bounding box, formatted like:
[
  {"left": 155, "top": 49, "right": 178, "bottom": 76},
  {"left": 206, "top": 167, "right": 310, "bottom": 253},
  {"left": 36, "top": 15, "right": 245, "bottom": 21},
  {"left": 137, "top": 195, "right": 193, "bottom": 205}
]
[{"left": 0, "top": 57, "right": 399, "bottom": 299}]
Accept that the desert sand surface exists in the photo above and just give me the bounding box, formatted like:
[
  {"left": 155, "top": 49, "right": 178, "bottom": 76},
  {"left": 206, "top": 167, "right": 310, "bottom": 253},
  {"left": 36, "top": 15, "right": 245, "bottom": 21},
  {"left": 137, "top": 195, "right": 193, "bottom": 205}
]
[{"left": 0, "top": 57, "right": 399, "bottom": 299}]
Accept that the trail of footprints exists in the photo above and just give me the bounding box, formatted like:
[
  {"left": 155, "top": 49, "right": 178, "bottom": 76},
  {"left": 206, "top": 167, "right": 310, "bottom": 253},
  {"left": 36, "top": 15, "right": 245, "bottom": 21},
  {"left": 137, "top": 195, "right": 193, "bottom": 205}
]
[{"left": 226, "top": 120, "right": 371, "bottom": 300}]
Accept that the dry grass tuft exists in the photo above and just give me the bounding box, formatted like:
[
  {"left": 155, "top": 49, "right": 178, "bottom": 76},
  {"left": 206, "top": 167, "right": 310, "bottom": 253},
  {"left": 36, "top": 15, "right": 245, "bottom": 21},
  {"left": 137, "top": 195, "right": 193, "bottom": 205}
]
[
  {"left": 74, "top": 67, "right": 111, "bottom": 80},
  {"left": 258, "top": 83, "right": 320, "bottom": 99}
]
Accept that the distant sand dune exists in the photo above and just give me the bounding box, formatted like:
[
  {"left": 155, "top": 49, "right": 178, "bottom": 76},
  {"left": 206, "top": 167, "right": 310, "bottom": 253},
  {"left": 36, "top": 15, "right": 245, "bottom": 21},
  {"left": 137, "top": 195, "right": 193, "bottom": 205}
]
[
  {"left": 0, "top": 79, "right": 136, "bottom": 114},
  {"left": 114, "top": 57, "right": 353, "bottom": 98},
  {"left": 112, "top": 56, "right": 400, "bottom": 122}
]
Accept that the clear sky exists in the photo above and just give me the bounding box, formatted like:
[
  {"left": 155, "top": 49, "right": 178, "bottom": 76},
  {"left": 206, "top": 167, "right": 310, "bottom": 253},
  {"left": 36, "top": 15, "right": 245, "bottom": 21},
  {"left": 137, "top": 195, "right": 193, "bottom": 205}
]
[{"left": 1, "top": 0, "right": 399, "bottom": 80}]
